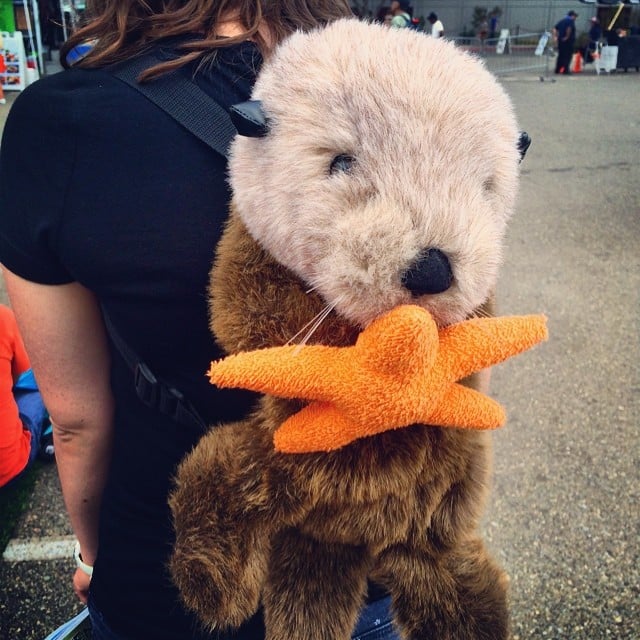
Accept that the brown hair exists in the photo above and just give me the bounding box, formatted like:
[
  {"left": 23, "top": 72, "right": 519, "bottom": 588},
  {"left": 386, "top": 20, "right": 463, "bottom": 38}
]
[{"left": 60, "top": 0, "right": 353, "bottom": 80}]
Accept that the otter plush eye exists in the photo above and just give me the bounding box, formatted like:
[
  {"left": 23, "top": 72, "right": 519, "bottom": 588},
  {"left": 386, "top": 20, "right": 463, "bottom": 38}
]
[{"left": 330, "top": 154, "right": 356, "bottom": 174}]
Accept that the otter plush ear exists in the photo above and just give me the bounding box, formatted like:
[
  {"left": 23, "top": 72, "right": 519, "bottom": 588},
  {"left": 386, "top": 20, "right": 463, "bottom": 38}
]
[
  {"left": 229, "top": 100, "right": 269, "bottom": 138},
  {"left": 518, "top": 131, "right": 531, "bottom": 163}
]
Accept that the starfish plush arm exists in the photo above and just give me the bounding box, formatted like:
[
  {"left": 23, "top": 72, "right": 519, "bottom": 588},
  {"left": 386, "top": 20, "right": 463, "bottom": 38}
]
[{"left": 207, "top": 305, "right": 548, "bottom": 453}]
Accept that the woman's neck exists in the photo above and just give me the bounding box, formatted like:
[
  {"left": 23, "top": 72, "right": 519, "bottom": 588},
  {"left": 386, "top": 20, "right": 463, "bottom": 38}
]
[{"left": 216, "top": 13, "right": 273, "bottom": 49}]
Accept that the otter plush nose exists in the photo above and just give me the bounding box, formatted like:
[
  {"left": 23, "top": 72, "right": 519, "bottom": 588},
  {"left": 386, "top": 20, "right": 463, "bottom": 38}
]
[{"left": 402, "top": 249, "right": 453, "bottom": 295}]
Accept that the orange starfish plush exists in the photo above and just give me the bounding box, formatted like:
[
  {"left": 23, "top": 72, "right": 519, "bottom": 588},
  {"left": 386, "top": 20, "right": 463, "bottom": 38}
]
[{"left": 207, "top": 305, "right": 548, "bottom": 453}]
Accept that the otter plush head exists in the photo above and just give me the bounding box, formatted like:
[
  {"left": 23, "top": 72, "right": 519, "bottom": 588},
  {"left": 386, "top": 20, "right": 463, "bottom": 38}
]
[
  {"left": 170, "top": 18, "right": 534, "bottom": 640},
  {"left": 229, "top": 18, "right": 522, "bottom": 329}
]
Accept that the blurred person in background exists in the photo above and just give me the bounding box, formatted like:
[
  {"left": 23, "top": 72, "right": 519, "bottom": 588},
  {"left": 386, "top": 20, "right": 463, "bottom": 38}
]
[
  {"left": 0, "top": 304, "right": 52, "bottom": 489},
  {"left": 390, "top": 0, "right": 412, "bottom": 29},
  {"left": 553, "top": 9, "right": 578, "bottom": 74},
  {"left": 427, "top": 12, "right": 444, "bottom": 38},
  {"left": 585, "top": 16, "right": 602, "bottom": 62}
]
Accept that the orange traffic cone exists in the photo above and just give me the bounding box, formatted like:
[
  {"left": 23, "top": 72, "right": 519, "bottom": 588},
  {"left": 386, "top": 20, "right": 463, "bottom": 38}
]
[{"left": 572, "top": 51, "right": 583, "bottom": 73}]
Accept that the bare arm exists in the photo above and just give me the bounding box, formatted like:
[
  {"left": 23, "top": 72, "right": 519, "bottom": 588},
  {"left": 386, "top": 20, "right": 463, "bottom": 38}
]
[{"left": 2, "top": 268, "right": 114, "bottom": 601}]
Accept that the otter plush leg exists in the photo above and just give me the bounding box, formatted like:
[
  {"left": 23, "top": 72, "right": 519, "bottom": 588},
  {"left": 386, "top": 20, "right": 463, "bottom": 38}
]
[
  {"left": 169, "top": 419, "right": 306, "bottom": 631},
  {"left": 262, "top": 529, "right": 372, "bottom": 640},
  {"left": 444, "top": 538, "right": 509, "bottom": 639},
  {"left": 376, "top": 540, "right": 508, "bottom": 640}
]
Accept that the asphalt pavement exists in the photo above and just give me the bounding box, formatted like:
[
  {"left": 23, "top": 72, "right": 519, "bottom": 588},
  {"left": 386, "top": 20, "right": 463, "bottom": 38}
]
[{"left": 0, "top": 61, "right": 638, "bottom": 640}]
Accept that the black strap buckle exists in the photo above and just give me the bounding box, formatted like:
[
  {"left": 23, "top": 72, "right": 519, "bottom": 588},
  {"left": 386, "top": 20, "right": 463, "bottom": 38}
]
[
  {"left": 103, "top": 307, "right": 207, "bottom": 432},
  {"left": 134, "top": 362, "right": 159, "bottom": 408},
  {"left": 134, "top": 362, "right": 181, "bottom": 418},
  {"left": 133, "top": 361, "right": 205, "bottom": 431}
]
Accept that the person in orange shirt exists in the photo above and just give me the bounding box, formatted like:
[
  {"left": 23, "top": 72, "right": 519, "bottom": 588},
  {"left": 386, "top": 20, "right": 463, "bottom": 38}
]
[
  {"left": 0, "top": 304, "right": 52, "bottom": 488},
  {"left": 0, "top": 32, "right": 7, "bottom": 105}
]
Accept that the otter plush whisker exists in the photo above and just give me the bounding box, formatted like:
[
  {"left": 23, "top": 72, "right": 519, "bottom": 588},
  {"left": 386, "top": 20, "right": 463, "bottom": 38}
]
[{"left": 289, "top": 298, "right": 343, "bottom": 351}]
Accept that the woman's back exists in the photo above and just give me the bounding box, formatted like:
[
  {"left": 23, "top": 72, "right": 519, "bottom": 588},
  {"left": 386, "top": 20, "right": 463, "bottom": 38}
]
[{"left": 0, "top": 41, "right": 264, "bottom": 638}]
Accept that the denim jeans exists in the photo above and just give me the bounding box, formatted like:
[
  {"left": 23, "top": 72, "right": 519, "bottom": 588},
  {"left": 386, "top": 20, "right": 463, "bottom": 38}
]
[
  {"left": 3, "top": 385, "right": 49, "bottom": 489},
  {"left": 88, "top": 594, "right": 401, "bottom": 640},
  {"left": 14, "top": 381, "right": 49, "bottom": 467},
  {"left": 351, "top": 596, "right": 400, "bottom": 640}
]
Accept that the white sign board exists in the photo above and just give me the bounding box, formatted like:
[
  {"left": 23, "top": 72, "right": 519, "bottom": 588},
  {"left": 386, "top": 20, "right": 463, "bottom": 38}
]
[
  {"left": 535, "top": 32, "right": 550, "bottom": 57},
  {"left": 1, "top": 32, "right": 26, "bottom": 91},
  {"left": 496, "top": 29, "right": 510, "bottom": 55}
]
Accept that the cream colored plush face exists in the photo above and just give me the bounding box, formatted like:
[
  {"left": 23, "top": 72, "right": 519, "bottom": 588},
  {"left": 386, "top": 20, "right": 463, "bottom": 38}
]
[{"left": 229, "top": 19, "right": 521, "bottom": 328}]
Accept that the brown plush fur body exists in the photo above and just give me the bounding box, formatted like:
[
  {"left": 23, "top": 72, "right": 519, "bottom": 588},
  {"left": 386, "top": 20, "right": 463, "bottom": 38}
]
[
  {"left": 169, "top": 18, "right": 523, "bottom": 640},
  {"left": 170, "top": 217, "right": 507, "bottom": 640}
]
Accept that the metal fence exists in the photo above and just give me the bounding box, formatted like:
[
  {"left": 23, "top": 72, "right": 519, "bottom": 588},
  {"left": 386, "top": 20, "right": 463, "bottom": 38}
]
[
  {"left": 369, "top": 1, "right": 639, "bottom": 37},
  {"left": 449, "top": 32, "right": 554, "bottom": 77}
]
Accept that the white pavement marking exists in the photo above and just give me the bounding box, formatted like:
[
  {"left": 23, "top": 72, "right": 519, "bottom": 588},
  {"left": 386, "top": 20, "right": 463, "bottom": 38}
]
[{"left": 2, "top": 535, "right": 75, "bottom": 562}]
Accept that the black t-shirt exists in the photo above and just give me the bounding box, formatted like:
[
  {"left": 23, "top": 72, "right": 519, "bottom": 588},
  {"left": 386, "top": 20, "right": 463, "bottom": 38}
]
[{"left": 0, "top": 42, "right": 265, "bottom": 639}]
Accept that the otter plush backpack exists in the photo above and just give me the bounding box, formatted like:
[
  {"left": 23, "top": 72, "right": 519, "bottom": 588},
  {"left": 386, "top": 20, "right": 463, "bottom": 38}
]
[{"left": 141, "top": 19, "right": 544, "bottom": 640}]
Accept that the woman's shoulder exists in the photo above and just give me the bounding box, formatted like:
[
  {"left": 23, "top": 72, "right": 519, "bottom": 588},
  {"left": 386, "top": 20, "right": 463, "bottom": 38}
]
[
  {"left": 17, "top": 66, "right": 121, "bottom": 102},
  {"left": 18, "top": 39, "right": 261, "bottom": 104},
  {"left": 7, "top": 67, "right": 136, "bottom": 138},
  {"left": 6, "top": 42, "right": 261, "bottom": 144}
]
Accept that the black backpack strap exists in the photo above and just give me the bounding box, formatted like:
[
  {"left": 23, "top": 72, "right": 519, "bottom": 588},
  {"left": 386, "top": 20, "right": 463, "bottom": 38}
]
[
  {"left": 102, "top": 310, "right": 207, "bottom": 433},
  {"left": 110, "top": 51, "right": 236, "bottom": 159},
  {"left": 100, "top": 51, "right": 238, "bottom": 431},
  {"left": 112, "top": 42, "right": 382, "bottom": 610}
]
